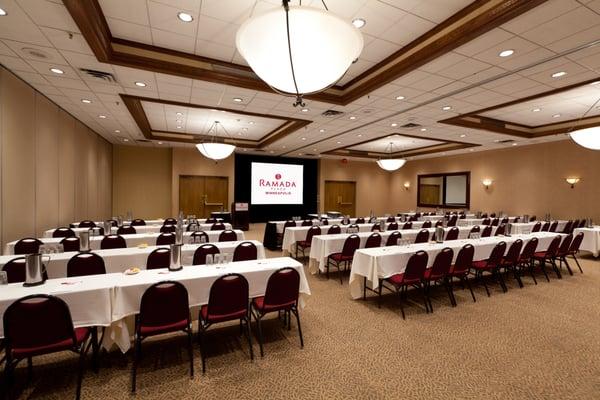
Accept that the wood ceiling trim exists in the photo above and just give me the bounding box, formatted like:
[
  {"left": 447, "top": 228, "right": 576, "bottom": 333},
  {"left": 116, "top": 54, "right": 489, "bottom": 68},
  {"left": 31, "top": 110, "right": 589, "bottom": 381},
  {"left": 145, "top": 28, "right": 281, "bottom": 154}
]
[
  {"left": 63, "top": 0, "right": 545, "bottom": 106},
  {"left": 120, "top": 94, "right": 310, "bottom": 147},
  {"left": 439, "top": 78, "right": 600, "bottom": 138}
]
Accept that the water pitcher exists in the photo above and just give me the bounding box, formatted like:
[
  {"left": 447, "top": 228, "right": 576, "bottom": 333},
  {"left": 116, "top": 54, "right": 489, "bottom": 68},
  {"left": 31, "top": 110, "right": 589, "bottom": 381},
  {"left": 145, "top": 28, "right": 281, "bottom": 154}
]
[{"left": 24, "top": 253, "right": 50, "bottom": 287}]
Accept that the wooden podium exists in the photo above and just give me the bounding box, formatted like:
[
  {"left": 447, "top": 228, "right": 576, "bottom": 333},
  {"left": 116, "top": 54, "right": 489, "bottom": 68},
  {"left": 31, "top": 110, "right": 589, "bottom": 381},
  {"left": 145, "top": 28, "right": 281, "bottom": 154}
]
[{"left": 232, "top": 202, "right": 249, "bottom": 231}]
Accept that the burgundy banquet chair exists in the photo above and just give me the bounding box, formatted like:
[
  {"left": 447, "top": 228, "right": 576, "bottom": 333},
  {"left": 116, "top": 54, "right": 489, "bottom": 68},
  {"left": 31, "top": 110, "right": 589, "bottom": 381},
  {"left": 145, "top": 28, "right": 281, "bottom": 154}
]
[
  {"left": 191, "top": 230, "right": 209, "bottom": 243},
  {"left": 531, "top": 222, "right": 542, "bottom": 233},
  {"left": 327, "top": 225, "right": 341, "bottom": 234},
  {"left": 53, "top": 227, "right": 76, "bottom": 238},
  {"left": 555, "top": 234, "right": 574, "bottom": 276},
  {"left": 448, "top": 244, "right": 476, "bottom": 304},
  {"left": 295, "top": 226, "right": 320, "bottom": 259},
  {"left": 471, "top": 241, "right": 507, "bottom": 296},
  {"left": 365, "top": 232, "right": 382, "bottom": 248},
  {"left": 386, "top": 231, "right": 401, "bottom": 246},
  {"left": 422, "top": 220, "right": 432, "bottom": 229},
  {"left": 422, "top": 247, "right": 454, "bottom": 311},
  {"left": 481, "top": 226, "right": 493, "bottom": 237},
  {"left": 233, "top": 241, "right": 258, "bottom": 262},
  {"left": 192, "top": 244, "right": 220, "bottom": 265},
  {"left": 468, "top": 225, "right": 480, "bottom": 238},
  {"left": 117, "top": 225, "right": 136, "bottom": 235},
  {"left": 499, "top": 239, "right": 523, "bottom": 287},
  {"left": 326, "top": 234, "right": 360, "bottom": 284},
  {"left": 567, "top": 232, "right": 584, "bottom": 273},
  {"left": 131, "top": 218, "right": 146, "bottom": 226},
  {"left": 218, "top": 230, "right": 238, "bottom": 242},
  {"left": 156, "top": 232, "right": 176, "bottom": 246},
  {"left": 78, "top": 220, "right": 96, "bottom": 228},
  {"left": 60, "top": 236, "right": 81, "bottom": 252},
  {"left": 13, "top": 238, "right": 43, "bottom": 255},
  {"left": 211, "top": 222, "right": 226, "bottom": 231},
  {"left": 402, "top": 222, "right": 413, "bottom": 230},
  {"left": 146, "top": 247, "right": 171, "bottom": 270},
  {"left": 445, "top": 227, "right": 459, "bottom": 241},
  {"left": 67, "top": 252, "right": 106, "bottom": 277},
  {"left": 160, "top": 224, "right": 176, "bottom": 233},
  {"left": 414, "top": 229, "right": 429, "bottom": 243},
  {"left": 532, "top": 235, "right": 562, "bottom": 280},
  {"left": 516, "top": 238, "right": 539, "bottom": 284},
  {"left": 100, "top": 234, "right": 127, "bottom": 249}
]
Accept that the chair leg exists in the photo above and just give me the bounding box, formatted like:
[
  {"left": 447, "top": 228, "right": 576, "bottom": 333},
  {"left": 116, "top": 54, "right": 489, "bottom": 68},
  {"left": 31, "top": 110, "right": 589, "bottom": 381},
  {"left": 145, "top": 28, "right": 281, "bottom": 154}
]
[
  {"left": 572, "top": 255, "right": 583, "bottom": 273},
  {"left": 397, "top": 287, "right": 406, "bottom": 320},
  {"left": 463, "top": 276, "right": 476, "bottom": 302},
  {"left": 131, "top": 337, "right": 141, "bottom": 393},
  {"left": 539, "top": 259, "right": 550, "bottom": 282},
  {"left": 363, "top": 277, "right": 367, "bottom": 300},
  {"left": 512, "top": 264, "right": 523, "bottom": 288},
  {"left": 551, "top": 259, "right": 562, "bottom": 279},
  {"left": 426, "top": 282, "right": 434, "bottom": 313},
  {"left": 444, "top": 279, "right": 456, "bottom": 307},
  {"left": 186, "top": 328, "right": 194, "bottom": 378},
  {"left": 76, "top": 342, "right": 87, "bottom": 400},
  {"left": 244, "top": 317, "right": 254, "bottom": 361},
  {"left": 26, "top": 357, "right": 33, "bottom": 382},
  {"left": 292, "top": 306, "right": 304, "bottom": 349},
  {"left": 326, "top": 259, "right": 330, "bottom": 280},
  {"left": 481, "top": 272, "right": 490, "bottom": 297},
  {"left": 91, "top": 328, "right": 99, "bottom": 373},
  {"left": 562, "top": 256, "right": 573, "bottom": 276},
  {"left": 420, "top": 284, "right": 430, "bottom": 314},
  {"left": 198, "top": 328, "right": 206, "bottom": 374},
  {"left": 2, "top": 357, "right": 15, "bottom": 400},
  {"left": 339, "top": 261, "right": 344, "bottom": 285},
  {"left": 496, "top": 269, "right": 508, "bottom": 293},
  {"left": 377, "top": 280, "right": 383, "bottom": 308},
  {"left": 254, "top": 313, "right": 265, "bottom": 357}
]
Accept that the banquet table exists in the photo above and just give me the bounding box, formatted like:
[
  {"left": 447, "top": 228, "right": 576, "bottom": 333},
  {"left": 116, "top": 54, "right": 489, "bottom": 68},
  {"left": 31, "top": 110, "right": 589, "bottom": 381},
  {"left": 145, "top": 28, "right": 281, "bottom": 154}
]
[
  {"left": 4, "top": 230, "right": 246, "bottom": 255},
  {"left": 0, "top": 240, "right": 265, "bottom": 278},
  {"left": 307, "top": 226, "right": 498, "bottom": 274},
  {"left": 574, "top": 226, "right": 600, "bottom": 257},
  {"left": 44, "top": 223, "right": 232, "bottom": 237},
  {"left": 348, "top": 232, "right": 563, "bottom": 300},
  {"left": 0, "top": 257, "right": 310, "bottom": 353},
  {"left": 457, "top": 217, "right": 519, "bottom": 226},
  {"left": 510, "top": 221, "right": 568, "bottom": 235},
  {"left": 71, "top": 219, "right": 167, "bottom": 227}
]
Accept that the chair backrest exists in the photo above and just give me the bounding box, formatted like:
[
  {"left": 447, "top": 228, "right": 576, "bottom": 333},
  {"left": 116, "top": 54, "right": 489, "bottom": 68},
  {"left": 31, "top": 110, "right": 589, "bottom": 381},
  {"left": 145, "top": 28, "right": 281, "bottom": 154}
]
[
  {"left": 205, "top": 218, "right": 217, "bottom": 224},
  {"left": 545, "top": 236, "right": 562, "bottom": 257},
  {"left": 67, "top": 252, "right": 106, "bottom": 277},
  {"left": 365, "top": 233, "right": 382, "bottom": 248},
  {"left": 520, "top": 238, "right": 538, "bottom": 261},
  {"left": 482, "top": 218, "right": 491, "bottom": 225},
  {"left": 531, "top": 222, "right": 542, "bottom": 233},
  {"left": 263, "top": 268, "right": 300, "bottom": 308},
  {"left": 2, "top": 257, "right": 27, "bottom": 283},
  {"left": 504, "top": 239, "right": 523, "bottom": 264},
  {"left": 469, "top": 225, "right": 480, "bottom": 237},
  {"left": 388, "top": 222, "right": 398, "bottom": 230},
  {"left": 301, "top": 220, "right": 313, "bottom": 227},
  {"left": 341, "top": 234, "right": 361, "bottom": 256},
  {"left": 540, "top": 222, "right": 550, "bottom": 232},
  {"left": 233, "top": 241, "right": 258, "bottom": 261},
  {"left": 428, "top": 247, "right": 453, "bottom": 280},
  {"left": 160, "top": 224, "right": 176, "bottom": 233},
  {"left": 569, "top": 232, "right": 584, "bottom": 253},
  {"left": 146, "top": 248, "right": 171, "bottom": 269},
  {"left": 501, "top": 218, "right": 509, "bottom": 225},
  {"left": 14, "top": 238, "right": 44, "bottom": 255},
  {"left": 490, "top": 213, "right": 496, "bottom": 218},
  {"left": 491, "top": 218, "right": 500, "bottom": 226},
  {"left": 206, "top": 273, "right": 249, "bottom": 318},
  {"left": 529, "top": 215, "right": 536, "bottom": 222},
  {"left": 486, "top": 241, "right": 507, "bottom": 267},
  {"left": 305, "top": 226, "right": 321, "bottom": 243},
  {"left": 193, "top": 244, "right": 220, "bottom": 265},
  {"left": 558, "top": 233, "right": 573, "bottom": 256},
  {"left": 481, "top": 213, "right": 488, "bottom": 218},
  {"left": 578, "top": 219, "right": 585, "bottom": 228},
  {"left": 328, "top": 225, "right": 341, "bottom": 234},
  {"left": 386, "top": 231, "right": 401, "bottom": 246},
  {"left": 283, "top": 221, "right": 297, "bottom": 231},
  {"left": 371, "top": 224, "right": 381, "bottom": 232},
  {"left": 347, "top": 224, "right": 359, "bottom": 230},
  {"left": 571, "top": 220, "right": 579, "bottom": 232},
  {"left": 163, "top": 218, "right": 177, "bottom": 225},
  {"left": 402, "top": 222, "right": 413, "bottom": 230},
  {"left": 422, "top": 220, "right": 432, "bottom": 228},
  {"left": 117, "top": 225, "right": 136, "bottom": 235},
  {"left": 452, "top": 244, "right": 474, "bottom": 275},
  {"left": 218, "top": 230, "right": 238, "bottom": 242},
  {"left": 355, "top": 217, "right": 365, "bottom": 224},
  {"left": 513, "top": 217, "right": 520, "bottom": 223},
  {"left": 3, "top": 295, "right": 76, "bottom": 354},
  {"left": 386, "top": 216, "right": 395, "bottom": 223},
  {"left": 139, "top": 281, "right": 189, "bottom": 329},
  {"left": 403, "top": 251, "right": 428, "bottom": 281},
  {"left": 78, "top": 220, "right": 96, "bottom": 228},
  {"left": 52, "top": 227, "right": 76, "bottom": 238},
  {"left": 549, "top": 221, "right": 558, "bottom": 232},
  {"left": 156, "top": 232, "right": 176, "bottom": 246},
  {"left": 131, "top": 218, "right": 146, "bottom": 226},
  {"left": 447, "top": 215, "right": 458, "bottom": 227},
  {"left": 100, "top": 234, "right": 127, "bottom": 249},
  {"left": 445, "top": 227, "right": 459, "bottom": 241},
  {"left": 414, "top": 229, "right": 429, "bottom": 243},
  {"left": 321, "top": 218, "right": 328, "bottom": 225},
  {"left": 561, "top": 221, "right": 572, "bottom": 234},
  {"left": 495, "top": 224, "right": 506, "bottom": 236},
  {"left": 211, "top": 222, "right": 226, "bottom": 231},
  {"left": 435, "top": 220, "right": 444, "bottom": 227},
  {"left": 459, "top": 214, "right": 466, "bottom": 219},
  {"left": 191, "top": 231, "right": 209, "bottom": 243},
  {"left": 60, "top": 236, "right": 80, "bottom": 252},
  {"left": 481, "top": 225, "right": 493, "bottom": 237}
]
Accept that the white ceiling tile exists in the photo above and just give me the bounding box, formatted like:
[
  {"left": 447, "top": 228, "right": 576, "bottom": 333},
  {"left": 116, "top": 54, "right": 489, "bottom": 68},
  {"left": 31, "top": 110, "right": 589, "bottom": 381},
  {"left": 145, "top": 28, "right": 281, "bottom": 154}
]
[
  {"left": 106, "top": 18, "right": 152, "bottom": 43},
  {"left": 152, "top": 29, "right": 196, "bottom": 53},
  {"left": 98, "top": 0, "right": 150, "bottom": 26}
]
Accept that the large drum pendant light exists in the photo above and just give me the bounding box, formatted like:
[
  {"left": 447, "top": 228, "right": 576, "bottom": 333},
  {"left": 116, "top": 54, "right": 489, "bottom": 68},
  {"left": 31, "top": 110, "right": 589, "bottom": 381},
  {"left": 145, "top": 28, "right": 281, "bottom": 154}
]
[
  {"left": 569, "top": 96, "right": 600, "bottom": 150},
  {"left": 376, "top": 142, "right": 407, "bottom": 172},
  {"left": 196, "top": 121, "right": 236, "bottom": 161},
  {"left": 236, "top": 0, "right": 363, "bottom": 107}
]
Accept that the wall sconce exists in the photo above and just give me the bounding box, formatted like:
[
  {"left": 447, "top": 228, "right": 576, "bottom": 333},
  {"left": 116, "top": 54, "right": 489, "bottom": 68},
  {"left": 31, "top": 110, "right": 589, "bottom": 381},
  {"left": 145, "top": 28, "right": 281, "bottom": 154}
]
[
  {"left": 565, "top": 177, "right": 580, "bottom": 188},
  {"left": 482, "top": 178, "right": 493, "bottom": 190},
  {"left": 403, "top": 182, "right": 410, "bottom": 190}
]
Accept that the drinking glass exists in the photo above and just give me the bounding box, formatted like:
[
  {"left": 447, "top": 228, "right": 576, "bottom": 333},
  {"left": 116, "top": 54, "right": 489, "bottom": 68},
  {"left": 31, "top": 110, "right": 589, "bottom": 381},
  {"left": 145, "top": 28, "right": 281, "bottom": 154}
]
[{"left": 206, "top": 254, "right": 213, "bottom": 266}]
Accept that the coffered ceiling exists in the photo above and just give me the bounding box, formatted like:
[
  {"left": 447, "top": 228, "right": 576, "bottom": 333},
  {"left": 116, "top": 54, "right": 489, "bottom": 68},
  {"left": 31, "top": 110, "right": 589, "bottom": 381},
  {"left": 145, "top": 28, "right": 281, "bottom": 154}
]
[{"left": 0, "top": 0, "right": 599, "bottom": 161}]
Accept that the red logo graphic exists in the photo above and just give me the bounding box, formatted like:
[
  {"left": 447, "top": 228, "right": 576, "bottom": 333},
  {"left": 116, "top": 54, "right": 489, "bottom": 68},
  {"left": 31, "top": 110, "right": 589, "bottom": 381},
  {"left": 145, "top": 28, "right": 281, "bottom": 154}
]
[{"left": 275, "top": 173, "right": 282, "bottom": 180}]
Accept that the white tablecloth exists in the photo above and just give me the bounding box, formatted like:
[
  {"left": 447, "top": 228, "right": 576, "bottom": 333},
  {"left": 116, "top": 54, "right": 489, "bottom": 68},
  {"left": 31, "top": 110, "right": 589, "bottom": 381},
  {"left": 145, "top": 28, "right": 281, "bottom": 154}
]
[
  {"left": 574, "top": 227, "right": 600, "bottom": 257},
  {"left": 0, "top": 240, "right": 265, "bottom": 278},
  {"left": 348, "top": 232, "right": 563, "bottom": 299},
  {"left": 4, "top": 230, "right": 245, "bottom": 255},
  {"left": 271, "top": 219, "right": 424, "bottom": 234},
  {"left": 71, "top": 219, "right": 167, "bottom": 227},
  {"left": 45, "top": 223, "right": 232, "bottom": 238},
  {"left": 0, "top": 257, "right": 310, "bottom": 353},
  {"left": 510, "top": 221, "right": 568, "bottom": 235}
]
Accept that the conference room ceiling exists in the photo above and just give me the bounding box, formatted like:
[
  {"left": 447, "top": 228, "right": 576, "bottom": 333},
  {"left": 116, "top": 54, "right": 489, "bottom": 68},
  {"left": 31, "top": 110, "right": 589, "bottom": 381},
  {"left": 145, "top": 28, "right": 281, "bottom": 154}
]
[{"left": 0, "top": 0, "right": 599, "bottom": 160}]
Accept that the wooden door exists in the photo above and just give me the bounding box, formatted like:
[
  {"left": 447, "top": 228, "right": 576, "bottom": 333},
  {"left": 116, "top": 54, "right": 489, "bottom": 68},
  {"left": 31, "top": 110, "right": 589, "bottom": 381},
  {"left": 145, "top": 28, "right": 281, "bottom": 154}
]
[
  {"left": 324, "top": 181, "right": 356, "bottom": 217},
  {"left": 179, "top": 175, "right": 228, "bottom": 218}
]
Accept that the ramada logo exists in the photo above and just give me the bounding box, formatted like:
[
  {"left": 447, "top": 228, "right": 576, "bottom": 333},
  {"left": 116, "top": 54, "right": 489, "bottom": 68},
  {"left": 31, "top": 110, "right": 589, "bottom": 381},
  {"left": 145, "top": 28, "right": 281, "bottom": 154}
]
[{"left": 259, "top": 173, "right": 296, "bottom": 188}]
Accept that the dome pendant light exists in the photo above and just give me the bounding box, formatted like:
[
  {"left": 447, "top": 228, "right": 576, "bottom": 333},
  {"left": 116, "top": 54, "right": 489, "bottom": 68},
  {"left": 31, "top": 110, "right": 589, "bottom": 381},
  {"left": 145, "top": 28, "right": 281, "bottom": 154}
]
[
  {"left": 376, "top": 142, "right": 407, "bottom": 172},
  {"left": 236, "top": 0, "right": 363, "bottom": 107},
  {"left": 196, "top": 121, "right": 236, "bottom": 161},
  {"left": 569, "top": 96, "right": 600, "bottom": 150}
]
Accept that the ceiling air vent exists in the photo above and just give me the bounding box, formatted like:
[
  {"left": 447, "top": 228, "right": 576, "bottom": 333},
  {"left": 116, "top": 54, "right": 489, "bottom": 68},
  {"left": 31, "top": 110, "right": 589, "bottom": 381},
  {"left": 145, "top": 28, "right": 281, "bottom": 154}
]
[
  {"left": 21, "top": 47, "right": 51, "bottom": 60},
  {"left": 136, "top": 139, "right": 151, "bottom": 143},
  {"left": 80, "top": 68, "right": 118, "bottom": 83},
  {"left": 498, "top": 139, "right": 515, "bottom": 144},
  {"left": 321, "top": 109, "right": 344, "bottom": 117},
  {"left": 401, "top": 123, "right": 421, "bottom": 128}
]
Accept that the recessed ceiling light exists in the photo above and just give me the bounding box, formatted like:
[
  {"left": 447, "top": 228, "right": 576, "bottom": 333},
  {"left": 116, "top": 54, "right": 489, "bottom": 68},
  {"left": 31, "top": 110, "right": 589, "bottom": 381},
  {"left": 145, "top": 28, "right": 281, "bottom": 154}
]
[
  {"left": 249, "top": 121, "right": 254, "bottom": 125},
  {"left": 301, "top": 108, "right": 309, "bottom": 112},
  {"left": 301, "top": 137, "right": 306, "bottom": 140},
  {"left": 114, "top": 130, "right": 120, "bottom": 133},
  {"left": 157, "top": 141, "right": 163, "bottom": 145},
  {"left": 176, "top": 112, "right": 183, "bottom": 116},
  {"left": 512, "top": 143, "right": 518, "bottom": 146},
  {"left": 591, "top": 81, "right": 600, "bottom": 85},
  {"left": 233, "top": 97, "right": 243, "bottom": 102},
  {"left": 499, "top": 49, "right": 514, "bottom": 57},
  {"left": 352, "top": 18, "right": 366, "bottom": 29},
  {"left": 532, "top": 108, "right": 541, "bottom": 112},
  {"left": 81, "top": 99, "right": 92, "bottom": 104},
  {"left": 469, "top": 149, "right": 474, "bottom": 152},
  {"left": 494, "top": 139, "right": 501, "bottom": 143},
  {"left": 357, "top": 134, "right": 362, "bottom": 137},
  {"left": 395, "top": 95, "right": 405, "bottom": 100},
  {"left": 98, "top": 115, "right": 106, "bottom": 119},
  {"left": 298, "top": 153, "right": 303, "bottom": 156},
  {"left": 420, "top": 128, "right": 427, "bottom": 132},
  {"left": 336, "top": 141, "right": 342, "bottom": 144},
  {"left": 442, "top": 106, "right": 452, "bottom": 111},
  {"left": 243, "top": 148, "right": 248, "bottom": 152},
  {"left": 460, "top": 134, "right": 466, "bottom": 138},
  {"left": 135, "top": 81, "right": 147, "bottom": 87},
  {"left": 0, "top": 7, "right": 7, "bottom": 16},
  {"left": 319, "top": 129, "right": 325, "bottom": 133},
  {"left": 551, "top": 71, "right": 566, "bottom": 78},
  {"left": 177, "top": 126, "right": 182, "bottom": 129},
  {"left": 49, "top": 67, "right": 64, "bottom": 74},
  {"left": 123, "top": 138, "right": 129, "bottom": 142},
  {"left": 391, "top": 123, "right": 398, "bottom": 127},
  {"left": 177, "top": 12, "right": 193, "bottom": 22},
  {"left": 553, "top": 114, "right": 561, "bottom": 118},
  {"left": 349, "top": 116, "right": 356, "bottom": 120},
  {"left": 242, "top": 127, "right": 248, "bottom": 131},
  {"left": 269, "top": 150, "right": 274, "bottom": 154},
  {"left": 282, "top": 145, "right": 286, "bottom": 149}
]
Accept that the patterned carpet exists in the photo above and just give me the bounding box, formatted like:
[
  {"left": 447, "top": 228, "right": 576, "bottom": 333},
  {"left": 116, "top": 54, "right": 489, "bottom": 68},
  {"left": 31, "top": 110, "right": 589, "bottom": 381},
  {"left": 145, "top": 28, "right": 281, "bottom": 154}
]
[{"left": 3, "top": 224, "right": 600, "bottom": 399}]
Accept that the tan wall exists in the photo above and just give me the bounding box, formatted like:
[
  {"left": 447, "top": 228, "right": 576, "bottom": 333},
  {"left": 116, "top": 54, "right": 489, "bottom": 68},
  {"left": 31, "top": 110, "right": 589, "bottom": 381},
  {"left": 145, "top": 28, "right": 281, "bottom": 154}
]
[
  {"left": 319, "top": 158, "right": 394, "bottom": 217},
  {"left": 389, "top": 139, "right": 600, "bottom": 221},
  {"left": 112, "top": 145, "right": 172, "bottom": 218},
  {"left": 0, "top": 66, "right": 112, "bottom": 248}
]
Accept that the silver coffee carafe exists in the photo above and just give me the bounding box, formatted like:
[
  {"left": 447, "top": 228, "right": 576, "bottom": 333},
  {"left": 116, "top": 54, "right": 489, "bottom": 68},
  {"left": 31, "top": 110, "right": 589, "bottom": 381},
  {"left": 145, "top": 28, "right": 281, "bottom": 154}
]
[
  {"left": 24, "top": 253, "right": 50, "bottom": 287},
  {"left": 436, "top": 226, "right": 445, "bottom": 243},
  {"left": 175, "top": 226, "right": 184, "bottom": 245},
  {"left": 80, "top": 230, "right": 91, "bottom": 251},
  {"left": 103, "top": 221, "right": 112, "bottom": 236},
  {"left": 169, "top": 244, "right": 183, "bottom": 271}
]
